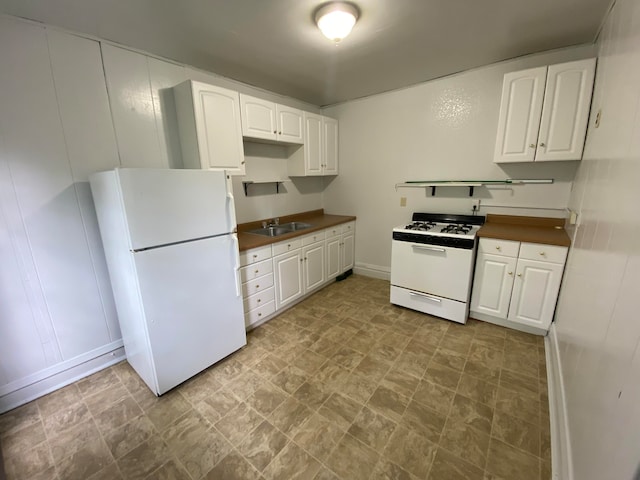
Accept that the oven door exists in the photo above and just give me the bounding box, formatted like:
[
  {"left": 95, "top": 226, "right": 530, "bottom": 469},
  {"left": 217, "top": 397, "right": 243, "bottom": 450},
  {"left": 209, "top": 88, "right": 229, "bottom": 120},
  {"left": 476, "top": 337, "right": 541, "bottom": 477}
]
[{"left": 390, "top": 239, "right": 474, "bottom": 302}]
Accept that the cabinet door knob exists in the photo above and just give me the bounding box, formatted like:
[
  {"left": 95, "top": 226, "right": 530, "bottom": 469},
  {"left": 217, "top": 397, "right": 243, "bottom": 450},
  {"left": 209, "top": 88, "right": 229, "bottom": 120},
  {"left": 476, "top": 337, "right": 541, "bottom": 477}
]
[
  {"left": 517, "top": 273, "right": 522, "bottom": 277},
  {"left": 508, "top": 271, "right": 513, "bottom": 276},
  {"left": 529, "top": 143, "right": 536, "bottom": 148},
  {"left": 539, "top": 142, "right": 546, "bottom": 147},
  {"left": 300, "top": 258, "right": 303, "bottom": 263},
  {"left": 273, "top": 130, "right": 277, "bottom": 134},
  {"left": 278, "top": 131, "right": 282, "bottom": 135}
]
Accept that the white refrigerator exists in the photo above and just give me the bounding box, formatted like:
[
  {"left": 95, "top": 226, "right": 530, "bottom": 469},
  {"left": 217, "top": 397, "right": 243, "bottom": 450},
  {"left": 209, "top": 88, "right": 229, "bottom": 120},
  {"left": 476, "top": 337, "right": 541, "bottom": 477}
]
[{"left": 90, "top": 168, "right": 246, "bottom": 395}]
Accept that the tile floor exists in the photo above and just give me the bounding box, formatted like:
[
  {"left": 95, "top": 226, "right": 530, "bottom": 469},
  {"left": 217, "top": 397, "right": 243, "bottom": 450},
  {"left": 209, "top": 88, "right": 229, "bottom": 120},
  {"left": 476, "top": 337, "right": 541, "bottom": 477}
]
[{"left": 0, "top": 275, "right": 551, "bottom": 480}]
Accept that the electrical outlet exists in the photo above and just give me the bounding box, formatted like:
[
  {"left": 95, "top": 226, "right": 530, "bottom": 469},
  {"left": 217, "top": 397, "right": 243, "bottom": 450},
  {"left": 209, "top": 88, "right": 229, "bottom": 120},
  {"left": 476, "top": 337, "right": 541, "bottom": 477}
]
[
  {"left": 400, "top": 197, "right": 407, "bottom": 207},
  {"left": 471, "top": 199, "right": 480, "bottom": 212}
]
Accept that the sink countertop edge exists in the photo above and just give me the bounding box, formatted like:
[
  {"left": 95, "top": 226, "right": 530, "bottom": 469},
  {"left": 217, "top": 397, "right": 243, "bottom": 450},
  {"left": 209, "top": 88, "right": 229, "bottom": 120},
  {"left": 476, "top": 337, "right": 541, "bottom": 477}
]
[{"left": 237, "top": 210, "right": 356, "bottom": 251}]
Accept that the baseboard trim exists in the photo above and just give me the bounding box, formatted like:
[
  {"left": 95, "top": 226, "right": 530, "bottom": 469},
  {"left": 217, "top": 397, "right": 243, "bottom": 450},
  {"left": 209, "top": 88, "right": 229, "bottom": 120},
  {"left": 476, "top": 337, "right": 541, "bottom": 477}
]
[
  {"left": 354, "top": 262, "right": 390, "bottom": 280},
  {"left": 469, "top": 311, "right": 547, "bottom": 336},
  {"left": 0, "top": 343, "right": 125, "bottom": 414},
  {"left": 546, "top": 323, "right": 573, "bottom": 480}
]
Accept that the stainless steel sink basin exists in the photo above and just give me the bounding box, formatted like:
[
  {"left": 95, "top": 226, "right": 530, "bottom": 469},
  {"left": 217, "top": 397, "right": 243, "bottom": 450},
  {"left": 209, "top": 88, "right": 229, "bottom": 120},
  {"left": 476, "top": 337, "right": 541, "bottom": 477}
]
[
  {"left": 246, "top": 222, "right": 313, "bottom": 237},
  {"left": 247, "top": 226, "right": 293, "bottom": 237},
  {"left": 281, "top": 222, "right": 313, "bottom": 231}
]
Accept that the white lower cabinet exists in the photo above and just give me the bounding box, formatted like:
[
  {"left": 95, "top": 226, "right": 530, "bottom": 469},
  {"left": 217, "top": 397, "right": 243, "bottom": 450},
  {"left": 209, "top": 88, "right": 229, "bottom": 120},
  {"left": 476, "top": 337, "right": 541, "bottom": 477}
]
[
  {"left": 240, "top": 221, "right": 355, "bottom": 329},
  {"left": 239, "top": 245, "right": 275, "bottom": 329},
  {"left": 470, "top": 238, "right": 567, "bottom": 334},
  {"left": 273, "top": 248, "right": 304, "bottom": 309}
]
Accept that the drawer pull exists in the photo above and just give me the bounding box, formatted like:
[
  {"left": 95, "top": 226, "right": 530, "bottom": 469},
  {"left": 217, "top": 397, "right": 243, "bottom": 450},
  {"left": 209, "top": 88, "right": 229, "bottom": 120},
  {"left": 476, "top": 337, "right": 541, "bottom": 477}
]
[
  {"left": 255, "top": 269, "right": 259, "bottom": 274},
  {"left": 258, "top": 312, "right": 262, "bottom": 317},
  {"left": 253, "top": 254, "right": 258, "bottom": 258},
  {"left": 495, "top": 246, "right": 501, "bottom": 251},
  {"left": 539, "top": 252, "right": 546, "bottom": 256},
  {"left": 413, "top": 245, "right": 445, "bottom": 253},
  {"left": 409, "top": 291, "right": 442, "bottom": 303},
  {"left": 257, "top": 299, "right": 261, "bottom": 303},
  {"left": 256, "top": 285, "right": 260, "bottom": 289}
]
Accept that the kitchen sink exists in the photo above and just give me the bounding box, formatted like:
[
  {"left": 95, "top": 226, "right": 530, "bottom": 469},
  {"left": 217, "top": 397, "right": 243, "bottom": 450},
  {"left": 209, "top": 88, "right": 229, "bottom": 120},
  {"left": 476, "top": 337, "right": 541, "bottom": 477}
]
[{"left": 246, "top": 222, "right": 313, "bottom": 237}]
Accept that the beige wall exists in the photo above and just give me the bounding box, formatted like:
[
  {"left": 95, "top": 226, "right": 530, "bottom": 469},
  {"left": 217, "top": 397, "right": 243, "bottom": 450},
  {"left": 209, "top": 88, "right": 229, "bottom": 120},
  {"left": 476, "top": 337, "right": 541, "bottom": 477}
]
[
  {"left": 551, "top": 0, "right": 640, "bottom": 477},
  {"left": 322, "top": 45, "right": 596, "bottom": 277}
]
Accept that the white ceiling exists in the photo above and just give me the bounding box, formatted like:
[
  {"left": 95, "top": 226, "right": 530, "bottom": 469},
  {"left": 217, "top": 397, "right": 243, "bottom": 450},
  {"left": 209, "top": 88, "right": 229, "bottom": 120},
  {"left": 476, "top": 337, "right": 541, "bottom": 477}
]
[{"left": 0, "top": 0, "right": 612, "bottom": 106}]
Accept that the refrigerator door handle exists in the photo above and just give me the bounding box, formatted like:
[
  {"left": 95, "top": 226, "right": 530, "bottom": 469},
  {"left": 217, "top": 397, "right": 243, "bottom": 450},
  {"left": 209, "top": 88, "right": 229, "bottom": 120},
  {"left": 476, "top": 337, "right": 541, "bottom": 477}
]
[
  {"left": 225, "top": 178, "right": 237, "bottom": 232},
  {"left": 231, "top": 233, "right": 242, "bottom": 298}
]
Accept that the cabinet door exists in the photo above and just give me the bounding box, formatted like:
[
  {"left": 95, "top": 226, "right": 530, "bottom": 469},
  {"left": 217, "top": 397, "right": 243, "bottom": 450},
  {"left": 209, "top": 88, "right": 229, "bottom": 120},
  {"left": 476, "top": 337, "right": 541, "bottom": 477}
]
[
  {"left": 240, "top": 94, "right": 277, "bottom": 141},
  {"left": 276, "top": 105, "right": 304, "bottom": 144},
  {"left": 536, "top": 58, "right": 596, "bottom": 162},
  {"left": 323, "top": 117, "right": 339, "bottom": 175},
  {"left": 303, "top": 242, "right": 325, "bottom": 291},
  {"left": 341, "top": 232, "right": 355, "bottom": 272},
  {"left": 192, "top": 82, "right": 245, "bottom": 174},
  {"left": 494, "top": 67, "right": 547, "bottom": 163},
  {"left": 304, "top": 112, "right": 323, "bottom": 175},
  {"left": 326, "top": 236, "right": 341, "bottom": 280},
  {"left": 508, "top": 258, "right": 563, "bottom": 329},
  {"left": 273, "top": 249, "right": 303, "bottom": 309},
  {"left": 470, "top": 253, "right": 517, "bottom": 319}
]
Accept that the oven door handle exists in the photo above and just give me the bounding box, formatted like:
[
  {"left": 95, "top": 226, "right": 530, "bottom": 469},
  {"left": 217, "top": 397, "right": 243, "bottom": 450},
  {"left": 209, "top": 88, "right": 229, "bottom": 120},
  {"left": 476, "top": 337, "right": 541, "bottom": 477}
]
[
  {"left": 412, "top": 245, "right": 446, "bottom": 253},
  {"left": 409, "top": 291, "right": 442, "bottom": 303}
]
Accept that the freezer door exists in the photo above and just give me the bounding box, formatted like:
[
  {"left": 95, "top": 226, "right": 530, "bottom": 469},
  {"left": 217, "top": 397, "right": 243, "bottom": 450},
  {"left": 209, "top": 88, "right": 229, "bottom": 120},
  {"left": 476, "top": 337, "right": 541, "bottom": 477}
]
[
  {"left": 133, "top": 234, "right": 245, "bottom": 394},
  {"left": 117, "top": 168, "right": 235, "bottom": 250}
]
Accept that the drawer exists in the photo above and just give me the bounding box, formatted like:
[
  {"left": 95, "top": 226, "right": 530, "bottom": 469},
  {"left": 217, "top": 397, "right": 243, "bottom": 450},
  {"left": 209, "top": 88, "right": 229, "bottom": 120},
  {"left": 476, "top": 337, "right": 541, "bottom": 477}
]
[
  {"left": 519, "top": 242, "right": 568, "bottom": 264},
  {"left": 479, "top": 238, "right": 520, "bottom": 258},
  {"left": 243, "top": 286, "right": 275, "bottom": 312},
  {"left": 302, "top": 230, "right": 325, "bottom": 246},
  {"left": 240, "top": 258, "right": 273, "bottom": 283},
  {"left": 325, "top": 225, "right": 342, "bottom": 238},
  {"left": 240, "top": 245, "right": 272, "bottom": 267},
  {"left": 390, "top": 285, "right": 468, "bottom": 324},
  {"left": 341, "top": 222, "right": 355, "bottom": 235},
  {"left": 272, "top": 238, "right": 302, "bottom": 256},
  {"left": 245, "top": 300, "right": 276, "bottom": 328},
  {"left": 242, "top": 273, "right": 274, "bottom": 297}
]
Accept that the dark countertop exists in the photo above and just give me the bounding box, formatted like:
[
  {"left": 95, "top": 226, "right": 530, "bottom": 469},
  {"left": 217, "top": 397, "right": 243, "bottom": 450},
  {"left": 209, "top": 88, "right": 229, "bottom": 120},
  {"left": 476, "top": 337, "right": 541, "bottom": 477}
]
[
  {"left": 237, "top": 209, "right": 356, "bottom": 251},
  {"left": 477, "top": 214, "right": 571, "bottom": 247}
]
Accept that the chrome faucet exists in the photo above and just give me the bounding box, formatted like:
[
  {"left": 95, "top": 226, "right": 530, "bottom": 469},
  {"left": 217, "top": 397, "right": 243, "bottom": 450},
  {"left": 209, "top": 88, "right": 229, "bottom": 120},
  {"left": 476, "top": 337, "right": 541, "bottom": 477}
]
[{"left": 262, "top": 217, "right": 280, "bottom": 228}]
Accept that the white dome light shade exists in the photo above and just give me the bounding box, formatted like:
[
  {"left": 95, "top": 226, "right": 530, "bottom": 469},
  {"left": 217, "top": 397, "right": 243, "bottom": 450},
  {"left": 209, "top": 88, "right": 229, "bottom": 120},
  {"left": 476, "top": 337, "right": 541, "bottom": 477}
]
[{"left": 315, "top": 2, "right": 359, "bottom": 43}]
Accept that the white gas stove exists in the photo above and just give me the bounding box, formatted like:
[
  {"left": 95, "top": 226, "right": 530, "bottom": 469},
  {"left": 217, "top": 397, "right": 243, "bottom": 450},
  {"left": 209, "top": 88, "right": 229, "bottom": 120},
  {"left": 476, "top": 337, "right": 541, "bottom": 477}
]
[{"left": 390, "top": 213, "right": 485, "bottom": 324}]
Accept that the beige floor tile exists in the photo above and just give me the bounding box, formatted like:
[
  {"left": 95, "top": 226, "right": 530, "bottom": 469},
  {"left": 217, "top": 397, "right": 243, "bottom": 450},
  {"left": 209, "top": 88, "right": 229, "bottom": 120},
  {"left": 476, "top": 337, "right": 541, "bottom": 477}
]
[
  {"left": 383, "top": 425, "right": 437, "bottom": 478},
  {"left": 485, "top": 438, "right": 540, "bottom": 480},
  {"left": 270, "top": 397, "right": 314, "bottom": 436},
  {"left": 262, "top": 441, "right": 321, "bottom": 480},
  {"left": 117, "top": 437, "right": 171, "bottom": 479},
  {"left": 413, "top": 379, "right": 456, "bottom": 416},
  {"left": 103, "top": 414, "right": 156, "bottom": 459},
  {"left": 145, "top": 459, "right": 190, "bottom": 480},
  {"left": 428, "top": 447, "right": 485, "bottom": 480},
  {"left": 325, "top": 433, "right": 379, "bottom": 480},
  {"left": 203, "top": 450, "right": 263, "bottom": 480},
  {"left": 366, "top": 386, "right": 409, "bottom": 423},
  {"left": 457, "top": 374, "right": 498, "bottom": 408},
  {"left": 401, "top": 400, "right": 446, "bottom": 443},
  {"left": 0, "top": 276, "right": 555, "bottom": 480},
  {"left": 237, "top": 420, "right": 288, "bottom": 472},
  {"left": 348, "top": 406, "right": 397, "bottom": 453},
  {"left": 439, "top": 418, "right": 490, "bottom": 469},
  {"left": 448, "top": 394, "right": 494, "bottom": 435},
  {"left": 491, "top": 410, "right": 540, "bottom": 457},
  {"left": 319, "top": 392, "right": 364, "bottom": 430},
  {"left": 293, "top": 413, "right": 345, "bottom": 462}
]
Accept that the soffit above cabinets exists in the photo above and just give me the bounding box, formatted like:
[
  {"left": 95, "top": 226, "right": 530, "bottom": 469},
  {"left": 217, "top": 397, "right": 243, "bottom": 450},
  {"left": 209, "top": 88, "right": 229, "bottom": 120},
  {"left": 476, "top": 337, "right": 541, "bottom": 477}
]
[{"left": 0, "top": 0, "right": 612, "bottom": 106}]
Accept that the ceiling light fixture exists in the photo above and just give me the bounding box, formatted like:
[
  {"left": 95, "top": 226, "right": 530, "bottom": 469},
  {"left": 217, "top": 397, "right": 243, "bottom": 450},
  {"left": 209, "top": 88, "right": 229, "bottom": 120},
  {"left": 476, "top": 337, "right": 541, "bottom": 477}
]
[{"left": 315, "top": 2, "right": 359, "bottom": 43}]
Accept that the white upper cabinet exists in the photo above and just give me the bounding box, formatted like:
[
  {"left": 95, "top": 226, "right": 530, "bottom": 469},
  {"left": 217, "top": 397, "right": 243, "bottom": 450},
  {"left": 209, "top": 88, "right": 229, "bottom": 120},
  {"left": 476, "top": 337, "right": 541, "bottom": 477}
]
[
  {"left": 494, "top": 58, "right": 596, "bottom": 163},
  {"left": 239, "top": 94, "right": 303, "bottom": 144},
  {"left": 288, "top": 113, "right": 339, "bottom": 176},
  {"left": 173, "top": 80, "right": 246, "bottom": 175}
]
